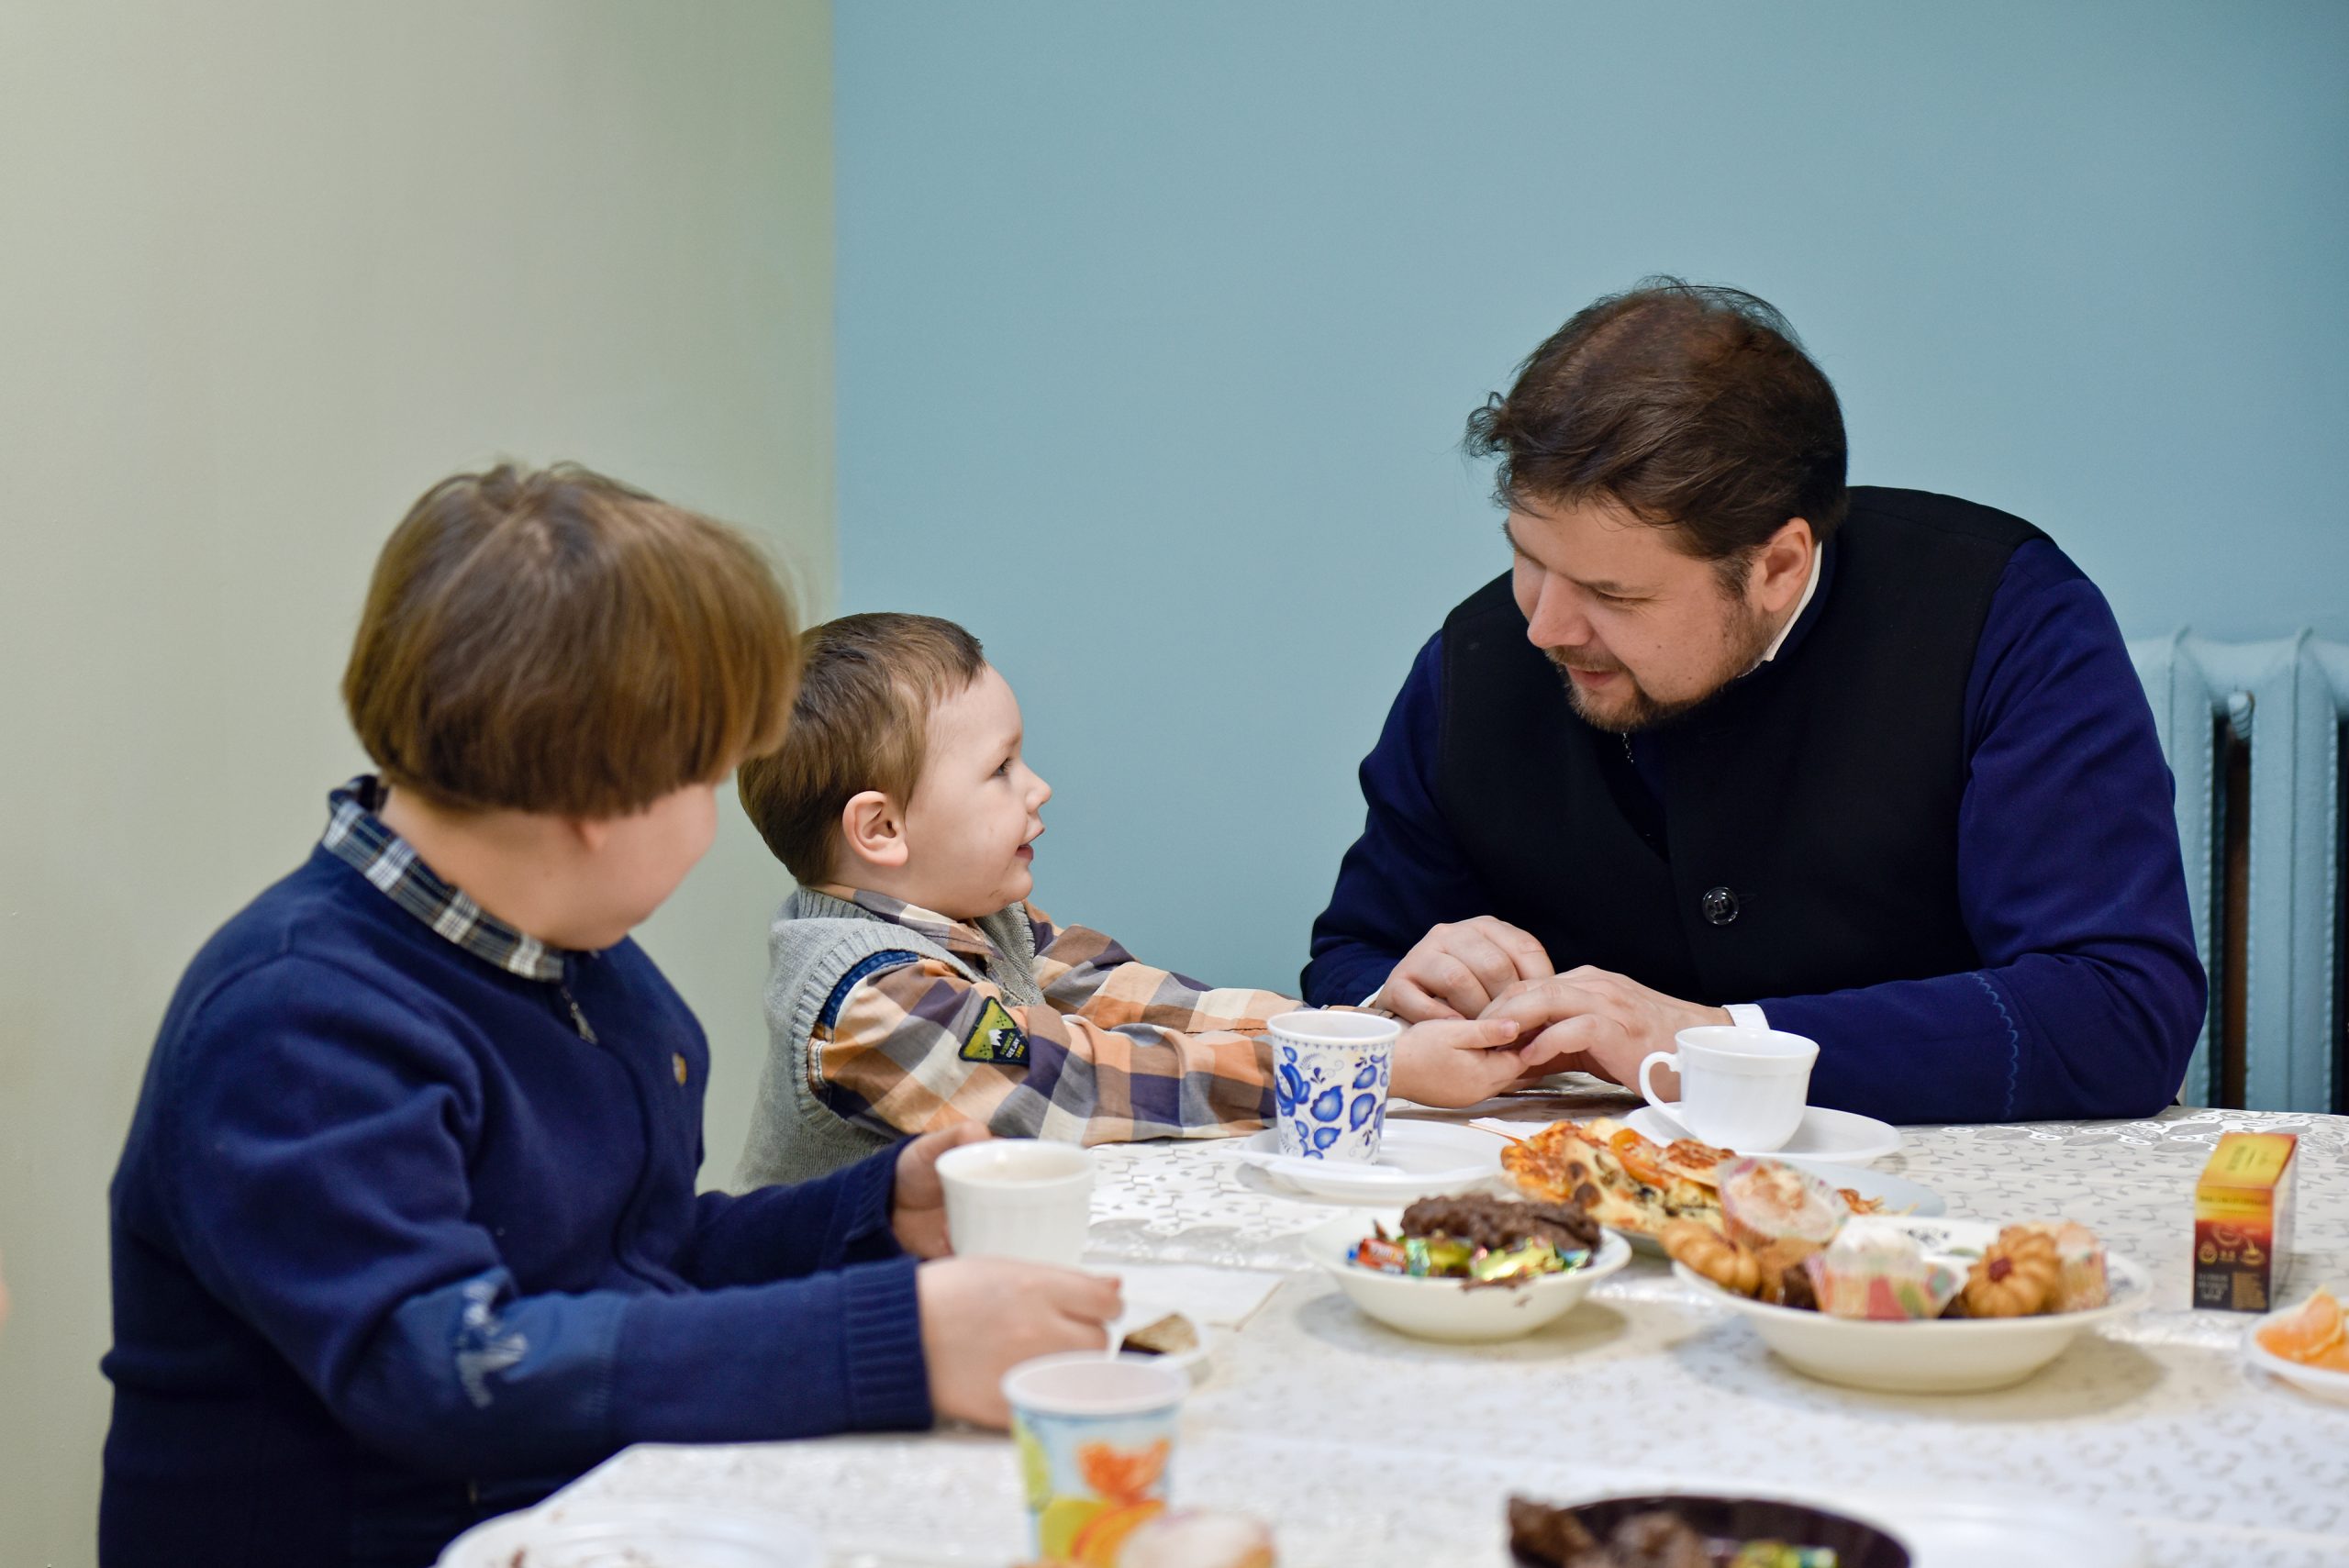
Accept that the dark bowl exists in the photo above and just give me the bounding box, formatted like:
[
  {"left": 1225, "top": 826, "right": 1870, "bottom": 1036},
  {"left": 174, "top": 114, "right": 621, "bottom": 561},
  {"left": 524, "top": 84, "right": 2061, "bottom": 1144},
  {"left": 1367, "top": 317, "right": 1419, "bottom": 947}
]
[{"left": 1510, "top": 1492, "right": 1911, "bottom": 1568}]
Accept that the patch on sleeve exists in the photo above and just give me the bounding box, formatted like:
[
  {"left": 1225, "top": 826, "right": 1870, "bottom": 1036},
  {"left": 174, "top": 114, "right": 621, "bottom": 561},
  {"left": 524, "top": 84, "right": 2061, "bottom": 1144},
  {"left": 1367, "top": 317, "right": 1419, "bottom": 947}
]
[{"left": 959, "top": 997, "right": 1029, "bottom": 1064}]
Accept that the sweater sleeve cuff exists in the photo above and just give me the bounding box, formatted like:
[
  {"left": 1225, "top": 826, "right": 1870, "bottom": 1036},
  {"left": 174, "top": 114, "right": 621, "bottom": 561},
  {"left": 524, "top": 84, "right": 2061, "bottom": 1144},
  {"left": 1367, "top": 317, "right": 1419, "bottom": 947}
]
[
  {"left": 830, "top": 1140, "right": 906, "bottom": 1265},
  {"left": 840, "top": 1254, "right": 932, "bottom": 1430}
]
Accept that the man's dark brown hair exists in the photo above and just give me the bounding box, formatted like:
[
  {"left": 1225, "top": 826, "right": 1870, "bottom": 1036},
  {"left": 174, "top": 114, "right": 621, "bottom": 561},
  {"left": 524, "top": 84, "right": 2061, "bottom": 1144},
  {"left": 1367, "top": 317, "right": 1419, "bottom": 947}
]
[
  {"left": 343, "top": 462, "right": 798, "bottom": 817},
  {"left": 1465, "top": 278, "right": 1848, "bottom": 580},
  {"left": 737, "top": 612, "right": 987, "bottom": 884}
]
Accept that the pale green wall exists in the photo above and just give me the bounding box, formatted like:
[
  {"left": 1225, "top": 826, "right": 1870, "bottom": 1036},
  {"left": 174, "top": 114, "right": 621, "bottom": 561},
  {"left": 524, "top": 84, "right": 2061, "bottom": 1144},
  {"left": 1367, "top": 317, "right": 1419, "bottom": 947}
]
[
  {"left": 834, "top": 1, "right": 2349, "bottom": 997},
  {"left": 0, "top": 5, "right": 836, "bottom": 1561}
]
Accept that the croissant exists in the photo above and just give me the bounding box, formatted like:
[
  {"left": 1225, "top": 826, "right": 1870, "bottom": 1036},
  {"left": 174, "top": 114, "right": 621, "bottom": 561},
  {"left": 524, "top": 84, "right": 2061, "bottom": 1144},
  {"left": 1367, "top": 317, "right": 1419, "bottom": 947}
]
[
  {"left": 1961, "top": 1226, "right": 2060, "bottom": 1318},
  {"left": 1662, "top": 1218, "right": 1764, "bottom": 1298}
]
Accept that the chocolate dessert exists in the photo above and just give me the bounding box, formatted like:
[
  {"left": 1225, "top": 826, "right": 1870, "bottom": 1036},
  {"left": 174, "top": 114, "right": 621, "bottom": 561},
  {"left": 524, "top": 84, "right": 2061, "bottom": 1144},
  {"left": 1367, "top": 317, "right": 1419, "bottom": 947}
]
[{"left": 1397, "top": 1193, "right": 1600, "bottom": 1254}]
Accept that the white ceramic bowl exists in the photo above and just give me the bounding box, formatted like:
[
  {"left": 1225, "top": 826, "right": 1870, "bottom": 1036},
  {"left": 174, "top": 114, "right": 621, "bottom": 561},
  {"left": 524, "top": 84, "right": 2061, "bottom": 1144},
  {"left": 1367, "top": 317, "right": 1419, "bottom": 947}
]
[
  {"left": 1302, "top": 1207, "right": 1630, "bottom": 1341},
  {"left": 1674, "top": 1216, "right": 2149, "bottom": 1393},
  {"left": 436, "top": 1500, "right": 824, "bottom": 1568},
  {"left": 2243, "top": 1304, "right": 2349, "bottom": 1405}
]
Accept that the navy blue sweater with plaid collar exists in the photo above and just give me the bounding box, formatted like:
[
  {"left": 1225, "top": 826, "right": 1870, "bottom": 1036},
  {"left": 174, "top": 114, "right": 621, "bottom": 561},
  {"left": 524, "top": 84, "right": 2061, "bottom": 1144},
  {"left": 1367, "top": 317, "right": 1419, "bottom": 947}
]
[{"left": 101, "top": 780, "right": 930, "bottom": 1568}]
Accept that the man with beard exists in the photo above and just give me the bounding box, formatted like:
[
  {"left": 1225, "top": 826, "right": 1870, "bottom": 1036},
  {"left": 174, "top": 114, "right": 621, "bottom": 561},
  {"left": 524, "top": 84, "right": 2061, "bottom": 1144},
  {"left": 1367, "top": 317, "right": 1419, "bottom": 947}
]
[{"left": 1302, "top": 281, "right": 2204, "bottom": 1123}]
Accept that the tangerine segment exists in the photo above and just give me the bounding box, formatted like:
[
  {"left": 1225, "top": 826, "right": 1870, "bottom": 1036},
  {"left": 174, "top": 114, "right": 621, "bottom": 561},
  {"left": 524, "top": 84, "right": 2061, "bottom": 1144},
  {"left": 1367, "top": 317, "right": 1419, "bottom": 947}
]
[
  {"left": 2255, "top": 1288, "right": 2344, "bottom": 1365},
  {"left": 2312, "top": 1338, "right": 2349, "bottom": 1373}
]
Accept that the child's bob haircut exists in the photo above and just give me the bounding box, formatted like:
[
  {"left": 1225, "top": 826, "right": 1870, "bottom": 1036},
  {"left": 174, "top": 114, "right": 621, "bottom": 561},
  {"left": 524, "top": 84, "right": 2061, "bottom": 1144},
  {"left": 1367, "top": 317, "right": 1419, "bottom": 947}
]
[
  {"left": 343, "top": 462, "right": 798, "bottom": 817},
  {"left": 738, "top": 612, "right": 985, "bottom": 884}
]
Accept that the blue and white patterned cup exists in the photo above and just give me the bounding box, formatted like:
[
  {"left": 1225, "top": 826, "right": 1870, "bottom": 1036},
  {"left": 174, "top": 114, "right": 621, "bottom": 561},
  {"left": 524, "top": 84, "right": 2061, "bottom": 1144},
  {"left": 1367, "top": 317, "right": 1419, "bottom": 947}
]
[{"left": 1269, "top": 1009, "right": 1397, "bottom": 1162}]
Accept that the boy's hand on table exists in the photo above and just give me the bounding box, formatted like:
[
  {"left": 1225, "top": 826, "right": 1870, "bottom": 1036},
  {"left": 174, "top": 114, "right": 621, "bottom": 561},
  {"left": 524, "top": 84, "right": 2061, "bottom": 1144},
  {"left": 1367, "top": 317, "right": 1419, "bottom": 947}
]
[
  {"left": 892, "top": 1121, "right": 992, "bottom": 1259},
  {"left": 1375, "top": 917, "right": 1553, "bottom": 1022},
  {"left": 917, "top": 1258, "right": 1121, "bottom": 1428},
  {"left": 1390, "top": 1016, "right": 1571, "bottom": 1106}
]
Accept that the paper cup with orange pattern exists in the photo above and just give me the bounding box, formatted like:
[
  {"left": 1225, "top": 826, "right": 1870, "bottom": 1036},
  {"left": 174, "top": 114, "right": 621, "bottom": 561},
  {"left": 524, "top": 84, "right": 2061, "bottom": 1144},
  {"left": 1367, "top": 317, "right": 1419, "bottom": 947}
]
[{"left": 1003, "top": 1351, "right": 1186, "bottom": 1567}]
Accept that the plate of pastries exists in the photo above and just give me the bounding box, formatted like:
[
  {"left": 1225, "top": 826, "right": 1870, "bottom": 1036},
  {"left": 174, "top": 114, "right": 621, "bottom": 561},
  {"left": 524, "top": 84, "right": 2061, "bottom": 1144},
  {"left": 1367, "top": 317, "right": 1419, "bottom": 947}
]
[
  {"left": 1497, "top": 1118, "right": 1944, "bottom": 1253},
  {"left": 1657, "top": 1158, "right": 2146, "bottom": 1393}
]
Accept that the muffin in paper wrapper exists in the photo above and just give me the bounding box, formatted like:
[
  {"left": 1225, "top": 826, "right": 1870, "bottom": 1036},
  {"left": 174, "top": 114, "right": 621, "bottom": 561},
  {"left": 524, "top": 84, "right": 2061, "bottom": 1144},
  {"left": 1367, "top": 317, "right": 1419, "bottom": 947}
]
[
  {"left": 1801, "top": 1218, "right": 1965, "bottom": 1320},
  {"left": 2017, "top": 1219, "right": 2109, "bottom": 1311},
  {"left": 1718, "top": 1157, "right": 1848, "bottom": 1276}
]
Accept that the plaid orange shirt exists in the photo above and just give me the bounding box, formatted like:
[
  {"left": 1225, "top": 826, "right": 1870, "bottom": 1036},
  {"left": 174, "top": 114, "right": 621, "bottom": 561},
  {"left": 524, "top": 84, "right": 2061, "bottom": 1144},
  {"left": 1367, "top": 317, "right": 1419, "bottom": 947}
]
[{"left": 807, "top": 889, "right": 1287, "bottom": 1144}]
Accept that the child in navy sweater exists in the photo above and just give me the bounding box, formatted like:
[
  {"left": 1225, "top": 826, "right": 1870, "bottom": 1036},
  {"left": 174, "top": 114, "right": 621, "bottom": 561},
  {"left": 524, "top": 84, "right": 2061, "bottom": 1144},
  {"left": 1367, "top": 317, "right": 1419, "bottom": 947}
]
[{"left": 100, "top": 466, "right": 1119, "bottom": 1568}]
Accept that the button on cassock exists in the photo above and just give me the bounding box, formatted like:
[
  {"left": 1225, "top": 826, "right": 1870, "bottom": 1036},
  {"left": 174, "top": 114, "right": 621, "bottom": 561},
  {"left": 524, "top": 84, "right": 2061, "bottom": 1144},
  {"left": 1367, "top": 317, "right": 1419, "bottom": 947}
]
[{"left": 1701, "top": 885, "right": 1740, "bottom": 926}]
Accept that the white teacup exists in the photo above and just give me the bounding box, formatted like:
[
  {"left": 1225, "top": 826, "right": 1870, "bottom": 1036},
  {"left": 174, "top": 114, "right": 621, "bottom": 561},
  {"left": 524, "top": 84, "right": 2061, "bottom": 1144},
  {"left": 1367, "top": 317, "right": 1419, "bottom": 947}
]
[
  {"left": 1638, "top": 1025, "right": 1819, "bottom": 1151},
  {"left": 936, "top": 1140, "right": 1094, "bottom": 1266}
]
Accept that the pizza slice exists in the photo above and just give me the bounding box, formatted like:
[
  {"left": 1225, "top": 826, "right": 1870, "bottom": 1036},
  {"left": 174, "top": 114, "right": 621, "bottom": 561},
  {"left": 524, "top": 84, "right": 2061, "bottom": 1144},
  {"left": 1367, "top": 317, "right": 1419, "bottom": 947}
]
[{"left": 1500, "top": 1118, "right": 1737, "bottom": 1237}]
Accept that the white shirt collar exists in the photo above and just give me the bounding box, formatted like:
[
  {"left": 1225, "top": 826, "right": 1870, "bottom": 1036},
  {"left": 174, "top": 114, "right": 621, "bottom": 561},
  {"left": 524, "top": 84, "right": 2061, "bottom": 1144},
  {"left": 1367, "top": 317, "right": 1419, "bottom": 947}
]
[{"left": 1753, "top": 541, "right": 1825, "bottom": 668}]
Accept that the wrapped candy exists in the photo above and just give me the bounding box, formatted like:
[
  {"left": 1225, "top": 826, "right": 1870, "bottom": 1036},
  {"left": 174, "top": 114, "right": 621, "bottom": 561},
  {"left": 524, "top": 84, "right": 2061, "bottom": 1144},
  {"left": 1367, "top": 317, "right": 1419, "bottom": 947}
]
[
  {"left": 1468, "top": 1240, "right": 1586, "bottom": 1284},
  {"left": 1726, "top": 1545, "right": 1841, "bottom": 1568},
  {"left": 1802, "top": 1219, "right": 1965, "bottom": 1321},
  {"left": 1350, "top": 1231, "right": 1583, "bottom": 1283}
]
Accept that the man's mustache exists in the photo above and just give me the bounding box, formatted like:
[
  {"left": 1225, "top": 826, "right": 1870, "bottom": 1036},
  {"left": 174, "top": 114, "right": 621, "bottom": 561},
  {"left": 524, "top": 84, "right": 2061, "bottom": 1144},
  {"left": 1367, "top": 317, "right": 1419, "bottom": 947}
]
[{"left": 1543, "top": 650, "right": 1625, "bottom": 675}]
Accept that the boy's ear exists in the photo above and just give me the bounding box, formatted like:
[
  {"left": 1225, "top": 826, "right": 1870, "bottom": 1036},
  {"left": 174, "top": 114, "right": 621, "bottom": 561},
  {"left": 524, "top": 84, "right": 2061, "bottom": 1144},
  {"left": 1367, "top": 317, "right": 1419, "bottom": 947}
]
[{"left": 839, "top": 790, "right": 910, "bottom": 869}]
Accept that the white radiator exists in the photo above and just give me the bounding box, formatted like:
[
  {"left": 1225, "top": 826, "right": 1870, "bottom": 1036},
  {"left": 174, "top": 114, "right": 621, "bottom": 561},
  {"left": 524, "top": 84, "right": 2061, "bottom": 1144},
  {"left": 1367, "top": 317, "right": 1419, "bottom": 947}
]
[{"left": 2128, "top": 632, "right": 2349, "bottom": 1111}]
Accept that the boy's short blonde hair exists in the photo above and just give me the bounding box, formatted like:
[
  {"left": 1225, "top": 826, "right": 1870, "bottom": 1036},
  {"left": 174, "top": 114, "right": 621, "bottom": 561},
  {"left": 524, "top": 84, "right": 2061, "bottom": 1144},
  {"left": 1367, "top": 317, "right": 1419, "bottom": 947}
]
[
  {"left": 343, "top": 462, "right": 798, "bottom": 817},
  {"left": 738, "top": 613, "right": 986, "bottom": 884}
]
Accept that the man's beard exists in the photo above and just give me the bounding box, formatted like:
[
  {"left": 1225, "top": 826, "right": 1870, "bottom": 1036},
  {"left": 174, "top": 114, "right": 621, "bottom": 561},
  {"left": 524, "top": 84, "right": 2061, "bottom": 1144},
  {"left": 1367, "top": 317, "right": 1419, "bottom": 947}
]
[{"left": 1546, "top": 602, "right": 1777, "bottom": 736}]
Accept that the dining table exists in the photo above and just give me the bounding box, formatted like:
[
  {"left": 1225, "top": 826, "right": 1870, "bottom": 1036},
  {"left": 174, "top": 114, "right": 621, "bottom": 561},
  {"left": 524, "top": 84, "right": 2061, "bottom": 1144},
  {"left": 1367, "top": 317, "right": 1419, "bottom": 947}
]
[{"left": 551, "top": 1091, "right": 2349, "bottom": 1567}]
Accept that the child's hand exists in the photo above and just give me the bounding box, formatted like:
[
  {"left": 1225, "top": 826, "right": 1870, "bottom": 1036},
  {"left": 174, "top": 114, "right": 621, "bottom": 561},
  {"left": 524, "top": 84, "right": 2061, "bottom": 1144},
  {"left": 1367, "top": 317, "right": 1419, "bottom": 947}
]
[
  {"left": 892, "top": 1121, "right": 993, "bottom": 1258},
  {"left": 916, "top": 1258, "right": 1121, "bottom": 1427},
  {"left": 1388, "top": 1016, "right": 1542, "bottom": 1107}
]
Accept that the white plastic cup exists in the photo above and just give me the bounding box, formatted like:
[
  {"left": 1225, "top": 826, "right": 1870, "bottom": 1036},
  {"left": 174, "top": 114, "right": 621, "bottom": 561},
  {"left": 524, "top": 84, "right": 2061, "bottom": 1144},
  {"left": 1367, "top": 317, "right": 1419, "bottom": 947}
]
[
  {"left": 1638, "top": 1025, "right": 1819, "bottom": 1151},
  {"left": 936, "top": 1140, "right": 1095, "bottom": 1266},
  {"left": 1268, "top": 1008, "right": 1398, "bottom": 1163}
]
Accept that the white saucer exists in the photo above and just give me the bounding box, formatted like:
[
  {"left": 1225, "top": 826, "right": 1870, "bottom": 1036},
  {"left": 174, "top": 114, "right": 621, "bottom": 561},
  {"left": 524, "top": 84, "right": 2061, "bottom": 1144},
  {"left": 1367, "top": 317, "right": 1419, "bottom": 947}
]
[
  {"left": 1230, "top": 1121, "right": 1505, "bottom": 1201},
  {"left": 1627, "top": 1104, "right": 1902, "bottom": 1166},
  {"left": 2243, "top": 1307, "right": 2349, "bottom": 1406}
]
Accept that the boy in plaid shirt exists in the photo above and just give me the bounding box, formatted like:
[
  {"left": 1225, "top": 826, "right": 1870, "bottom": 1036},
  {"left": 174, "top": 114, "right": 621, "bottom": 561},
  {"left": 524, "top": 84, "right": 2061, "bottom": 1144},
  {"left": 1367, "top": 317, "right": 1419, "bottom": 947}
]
[{"left": 734, "top": 613, "right": 1557, "bottom": 1185}]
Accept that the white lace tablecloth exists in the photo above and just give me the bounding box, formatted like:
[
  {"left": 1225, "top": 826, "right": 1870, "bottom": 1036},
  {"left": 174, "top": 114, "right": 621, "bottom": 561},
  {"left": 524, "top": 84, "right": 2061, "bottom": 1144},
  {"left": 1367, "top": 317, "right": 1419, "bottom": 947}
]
[{"left": 565, "top": 1099, "right": 2349, "bottom": 1566}]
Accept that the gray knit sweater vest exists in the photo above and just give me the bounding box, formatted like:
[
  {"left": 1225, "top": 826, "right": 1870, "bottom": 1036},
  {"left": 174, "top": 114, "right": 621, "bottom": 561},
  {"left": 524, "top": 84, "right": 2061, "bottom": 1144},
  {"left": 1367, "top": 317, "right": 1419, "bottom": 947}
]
[{"left": 732, "top": 886, "right": 1047, "bottom": 1189}]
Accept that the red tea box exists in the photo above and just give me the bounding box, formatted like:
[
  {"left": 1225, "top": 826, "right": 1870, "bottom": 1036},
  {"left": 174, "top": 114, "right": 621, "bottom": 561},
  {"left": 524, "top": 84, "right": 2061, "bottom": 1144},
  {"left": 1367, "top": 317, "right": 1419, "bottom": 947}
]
[{"left": 2193, "top": 1131, "right": 2297, "bottom": 1312}]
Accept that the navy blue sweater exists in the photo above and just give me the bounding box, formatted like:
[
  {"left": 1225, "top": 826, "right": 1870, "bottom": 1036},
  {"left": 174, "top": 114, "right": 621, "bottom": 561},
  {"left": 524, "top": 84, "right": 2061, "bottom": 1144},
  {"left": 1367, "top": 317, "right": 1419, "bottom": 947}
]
[
  {"left": 102, "top": 841, "right": 930, "bottom": 1568},
  {"left": 1305, "top": 539, "right": 2206, "bottom": 1124}
]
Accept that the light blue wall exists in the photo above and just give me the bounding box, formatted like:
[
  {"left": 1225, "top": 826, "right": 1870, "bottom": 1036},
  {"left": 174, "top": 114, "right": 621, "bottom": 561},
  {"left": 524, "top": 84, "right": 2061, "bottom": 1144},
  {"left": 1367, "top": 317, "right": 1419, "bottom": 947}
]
[{"left": 833, "top": 2, "right": 2349, "bottom": 994}]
